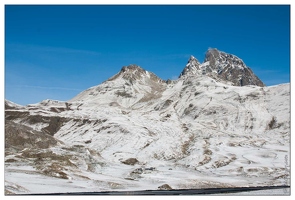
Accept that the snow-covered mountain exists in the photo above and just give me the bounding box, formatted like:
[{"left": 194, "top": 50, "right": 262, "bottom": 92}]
[
  {"left": 5, "top": 49, "right": 290, "bottom": 194},
  {"left": 180, "top": 48, "right": 265, "bottom": 87}
]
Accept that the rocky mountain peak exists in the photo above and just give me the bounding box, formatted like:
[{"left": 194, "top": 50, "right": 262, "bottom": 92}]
[
  {"left": 180, "top": 48, "right": 265, "bottom": 87},
  {"left": 205, "top": 48, "right": 219, "bottom": 59},
  {"left": 204, "top": 48, "right": 247, "bottom": 69},
  {"left": 120, "top": 64, "right": 146, "bottom": 74},
  {"left": 179, "top": 55, "right": 201, "bottom": 77},
  {"left": 205, "top": 48, "right": 265, "bottom": 86},
  {"left": 107, "top": 64, "right": 164, "bottom": 84},
  {"left": 188, "top": 55, "right": 199, "bottom": 63}
]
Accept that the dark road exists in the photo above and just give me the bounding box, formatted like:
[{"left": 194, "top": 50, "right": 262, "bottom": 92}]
[{"left": 25, "top": 185, "right": 290, "bottom": 195}]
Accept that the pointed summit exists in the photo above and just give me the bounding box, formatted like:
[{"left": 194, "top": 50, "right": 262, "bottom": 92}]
[
  {"left": 188, "top": 55, "right": 198, "bottom": 63},
  {"left": 188, "top": 55, "right": 200, "bottom": 66},
  {"left": 107, "top": 64, "right": 164, "bottom": 84},
  {"left": 179, "top": 55, "right": 201, "bottom": 78},
  {"left": 179, "top": 48, "right": 265, "bottom": 87},
  {"left": 204, "top": 48, "right": 264, "bottom": 86},
  {"left": 120, "top": 64, "right": 146, "bottom": 74},
  {"left": 205, "top": 48, "right": 246, "bottom": 69}
]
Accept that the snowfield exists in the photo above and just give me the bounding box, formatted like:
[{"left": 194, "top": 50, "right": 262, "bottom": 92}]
[{"left": 5, "top": 50, "right": 290, "bottom": 195}]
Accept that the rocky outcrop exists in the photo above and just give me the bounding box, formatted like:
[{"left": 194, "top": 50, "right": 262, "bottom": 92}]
[
  {"left": 121, "top": 158, "right": 139, "bottom": 165},
  {"left": 5, "top": 120, "right": 60, "bottom": 151},
  {"left": 158, "top": 184, "right": 173, "bottom": 190},
  {"left": 179, "top": 48, "right": 265, "bottom": 87},
  {"left": 204, "top": 48, "right": 265, "bottom": 86},
  {"left": 107, "top": 64, "right": 165, "bottom": 84},
  {"left": 179, "top": 56, "right": 201, "bottom": 77}
]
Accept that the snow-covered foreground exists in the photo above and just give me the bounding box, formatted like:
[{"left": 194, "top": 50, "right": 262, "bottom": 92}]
[
  {"left": 225, "top": 188, "right": 290, "bottom": 195},
  {"left": 4, "top": 157, "right": 290, "bottom": 194},
  {"left": 5, "top": 63, "right": 290, "bottom": 195}
]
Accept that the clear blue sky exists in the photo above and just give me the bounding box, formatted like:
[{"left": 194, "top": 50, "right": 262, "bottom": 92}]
[{"left": 5, "top": 5, "right": 290, "bottom": 105}]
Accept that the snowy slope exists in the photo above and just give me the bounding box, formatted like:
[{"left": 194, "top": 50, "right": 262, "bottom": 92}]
[{"left": 5, "top": 51, "right": 290, "bottom": 194}]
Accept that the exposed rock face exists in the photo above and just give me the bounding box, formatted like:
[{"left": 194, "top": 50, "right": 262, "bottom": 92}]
[
  {"left": 158, "top": 184, "right": 173, "bottom": 190},
  {"left": 71, "top": 64, "right": 167, "bottom": 108},
  {"left": 179, "top": 56, "right": 201, "bottom": 77},
  {"left": 5, "top": 110, "right": 70, "bottom": 136},
  {"left": 180, "top": 48, "right": 265, "bottom": 87},
  {"left": 108, "top": 64, "right": 165, "bottom": 84},
  {"left": 5, "top": 120, "right": 60, "bottom": 151},
  {"left": 204, "top": 48, "right": 265, "bottom": 86},
  {"left": 121, "top": 158, "right": 139, "bottom": 165}
]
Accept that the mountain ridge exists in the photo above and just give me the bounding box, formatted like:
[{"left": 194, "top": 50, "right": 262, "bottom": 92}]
[
  {"left": 179, "top": 48, "right": 265, "bottom": 87},
  {"left": 104, "top": 48, "right": 264, "bottom": 88}
]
